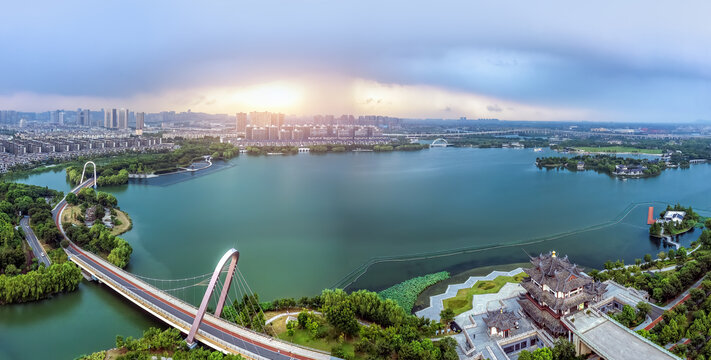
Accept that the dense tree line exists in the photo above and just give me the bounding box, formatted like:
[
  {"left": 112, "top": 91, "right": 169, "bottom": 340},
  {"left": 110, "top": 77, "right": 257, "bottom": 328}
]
[
  {"left": 591, "top": 231, "right": 711, "bottom": 305},
  {"left": 0, "top": 182, "right": 62, "bottom": 273},
  {"left": 536, "top": 154, "right": 666, "bottom": 176},
  {"left": 554, "top": 138, "right": 711, "bottom": 162},
  {"left": 79, "top": 327, "right": 244, "bottom": 360},
  {"left": 447, "top": 135, "right": 549, "bottom": 149},
  {"left": 636, "top": 273, "right": 711, "bottom": 359},
  {"left": 0, "top": 261, "right": 82, "bottom": 304},
  {"left": 66, "top": 138, "right": 238, "bottom": 185}
]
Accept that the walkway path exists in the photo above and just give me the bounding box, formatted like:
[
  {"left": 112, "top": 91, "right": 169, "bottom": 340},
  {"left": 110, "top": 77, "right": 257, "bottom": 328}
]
[
  {"left": 600, "top": 244, "right": 700, "bottom": 274},
  {"left": 20, "top": 215, "right": 50, "bottom": 267},
  {"left": 644, "top": 276, "right": 707, "bottom": 331},
  {"left": 415, "top": 268, "right": 523, "bottom": 321}
]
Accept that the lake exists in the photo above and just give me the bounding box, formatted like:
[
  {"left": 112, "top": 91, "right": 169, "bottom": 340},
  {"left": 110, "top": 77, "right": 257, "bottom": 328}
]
[{"left": 2, "top": 148, "right": 710, "bottom": 359}]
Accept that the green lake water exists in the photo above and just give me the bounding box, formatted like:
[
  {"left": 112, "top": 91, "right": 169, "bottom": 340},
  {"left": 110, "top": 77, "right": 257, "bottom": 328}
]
[{"left": 2, "top": 148, "right": 710, "bottom": 359}]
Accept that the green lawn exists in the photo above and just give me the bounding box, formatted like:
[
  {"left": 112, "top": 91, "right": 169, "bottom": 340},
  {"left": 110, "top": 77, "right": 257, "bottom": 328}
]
[
  {"left": 442, "top": 272, "right": 527, "bottom": 315},
  {"left": 276, "top": 323, "right": 361, "bottom": 359},
  {"left": 575, "top": 146, "right": 662, "bottom": 155}
]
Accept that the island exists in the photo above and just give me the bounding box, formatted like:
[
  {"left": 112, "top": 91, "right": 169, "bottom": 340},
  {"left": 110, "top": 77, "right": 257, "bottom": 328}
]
[
  {"left": 536, "top": 154, "right": 670, "bottom": 178},
  {"left": 61, "top": 187, "right": 134, "bottom": 269},
  {"left": 649, "top": 205, "right": 703, "bottom": 238}
]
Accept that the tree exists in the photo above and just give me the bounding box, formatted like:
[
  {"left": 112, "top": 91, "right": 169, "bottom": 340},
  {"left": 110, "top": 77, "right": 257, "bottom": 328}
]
[
  {"left": 65, "top": 192, "right": 79, "bottom": 206},
  {"left": 644, "top": 254, "right": 652, "bottom": 263},
  {"left": 658, "top": 251, "right": 667, "bottom": 261},
  {"left": 552, "top": 338, "right": 576, "bottom": 360},
  {"left": 636, "top": 302, "right": 651, "bottom": 318},
  {"left": 531, "top": 347, "right": 554, "bottom": 360},
  {"left": 635, "top": 258, "right": 642, "bottom": 266},
  {"left": 286, "top": 321, "right": 296, "bottom": 337},
  {"left": 321, "top": 289, "right": 359, "bottom": 336},
  {"left": 440, "top": 308, "right": 455, "bottom": 325},
  {"left": 667, "top": 249, "right": 676, "bottom": 260},
  {"left": 690, "top": 288, "right": 705, "bottom": 304}
]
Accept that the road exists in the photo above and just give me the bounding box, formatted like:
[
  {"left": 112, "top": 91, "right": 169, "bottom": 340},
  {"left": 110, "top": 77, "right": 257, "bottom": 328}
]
[
  {"left": 53, "top": 179, "right": 332, "bottom": 360},
  {"left": 20, "top": 215, "right": 50, "bottom": 267}
]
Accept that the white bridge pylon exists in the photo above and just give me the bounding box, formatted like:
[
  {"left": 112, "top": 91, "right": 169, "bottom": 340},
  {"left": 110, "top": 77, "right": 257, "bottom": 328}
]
[
  {"left": 80, "top": 161, "right": 97, "bottom": 189},
  {"left": 186, "top": 248, "right": 240, "bottom": 346},
  {"left": 431, "top": 138, "right": 449, "bottom": 147}
]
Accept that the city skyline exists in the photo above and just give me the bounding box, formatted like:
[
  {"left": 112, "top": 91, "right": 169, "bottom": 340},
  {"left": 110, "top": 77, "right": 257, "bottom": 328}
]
[{"left": 0, "top": 1, "right": 710, "bottom": 122}]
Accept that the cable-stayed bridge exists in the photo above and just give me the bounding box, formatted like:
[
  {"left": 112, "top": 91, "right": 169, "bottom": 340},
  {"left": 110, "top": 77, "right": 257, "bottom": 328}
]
[{"left": 52, "top": 172, "right": 335, "bottom": 360}]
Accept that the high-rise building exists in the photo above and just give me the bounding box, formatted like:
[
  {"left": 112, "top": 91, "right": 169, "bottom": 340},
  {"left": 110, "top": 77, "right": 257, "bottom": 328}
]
[
  {"left": 135, "top": 112, "right": 145, "bottom": 135},
  {"left": 249, "top": 111, "right": 271, "bottom": 127},
  {"left": 51, "top": 110, "right": 64, "bottom": 125},
  {"left": 269, "top": 113, "right": 285, "bottom": 128},
  {"left": 104, "top": 108, "right": 118, "bottom": 128},
  {"left": 236, "top": 112, "right": 248, "bottom": 132},
  {"left": 118, "top": 108, "right": 129, "bottom": 129},
  {"left": 77, "top": 108, "right": 91, "bottom": 126}
]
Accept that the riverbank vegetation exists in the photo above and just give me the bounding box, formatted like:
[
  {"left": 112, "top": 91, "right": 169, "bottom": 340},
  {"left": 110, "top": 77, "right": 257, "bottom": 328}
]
[
  {"left": 444, "top": 135, "right": 549, "bottom": 149},
  {"left": 241, "top": 142, "right": 428, "bottom": 156},
  {"left": 78, "top": 327, "right": 244, "bottom": 360},
  {"left": 0, "top": 261, "right": 82, "bottom": 304},
  {"left": 442, "top": 272, "right": 527, "bottom": 315},
  {"left": 536, "top": 154, "right": 667, "bottom": 177},
  {"left": 590, "top": 231, "right": 711, "bottom": 305},
  {"left": 65, "top": 138, "right": 237, "bottom": 186},
  {"left": 378, "top": 271, "right": 450, "bottom": 313}
]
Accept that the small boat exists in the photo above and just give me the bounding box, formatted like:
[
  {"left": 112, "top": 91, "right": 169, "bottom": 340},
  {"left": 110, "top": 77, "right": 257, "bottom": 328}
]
[{"left": 533, "top": 147, "right": 543, "bottom": 152}]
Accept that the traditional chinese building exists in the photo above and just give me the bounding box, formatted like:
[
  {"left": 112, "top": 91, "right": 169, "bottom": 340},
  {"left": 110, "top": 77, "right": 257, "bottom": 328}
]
[
  {"left": 483, "top": 308, "right": 520, "bottom": 338},
  {"left": 518, "top": 251, "right": 607, "bottom": 336}
]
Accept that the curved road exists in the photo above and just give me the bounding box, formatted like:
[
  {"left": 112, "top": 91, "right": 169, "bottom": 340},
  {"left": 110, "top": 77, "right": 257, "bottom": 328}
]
[{"left": 53, "top": 179, "right": 333, "bottom": 360}]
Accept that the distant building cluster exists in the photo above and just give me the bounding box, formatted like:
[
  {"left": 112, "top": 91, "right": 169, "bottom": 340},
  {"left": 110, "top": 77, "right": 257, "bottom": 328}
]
[
  {"left": 0, "top": 136, "right": 166, "bottom": 173},
  {"left": 244, "top": 124, "right": 383, "bottom": 142}
]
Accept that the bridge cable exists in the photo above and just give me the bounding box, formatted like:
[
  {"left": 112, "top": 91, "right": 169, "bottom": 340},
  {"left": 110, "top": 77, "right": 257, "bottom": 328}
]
[
  {"left": 236, "top": 267, "right": 273, "bottom": 337},
  {"left": 231, "top": 270, "right": 270, "bottom": 359}
]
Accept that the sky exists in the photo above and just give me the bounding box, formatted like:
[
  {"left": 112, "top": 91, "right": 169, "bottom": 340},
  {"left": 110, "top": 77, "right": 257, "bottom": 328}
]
[{"left": 1, "top": 1, "right": 710, "bottom": 122}]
